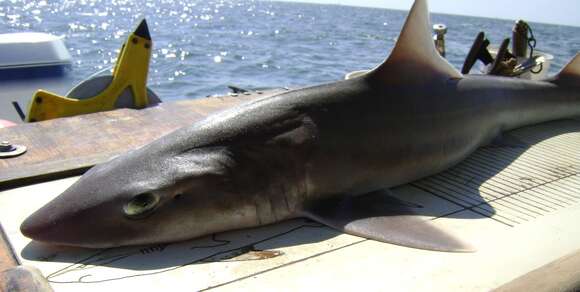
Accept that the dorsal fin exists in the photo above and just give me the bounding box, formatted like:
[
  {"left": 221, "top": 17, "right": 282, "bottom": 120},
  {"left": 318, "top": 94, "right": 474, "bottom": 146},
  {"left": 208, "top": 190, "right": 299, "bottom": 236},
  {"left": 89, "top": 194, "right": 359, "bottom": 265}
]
[
  {"left": 368, "top": 0, "right": 462, "bottom": 84},
  {"left": 552, "top": 53, "right": 580, "bottom": 87}
]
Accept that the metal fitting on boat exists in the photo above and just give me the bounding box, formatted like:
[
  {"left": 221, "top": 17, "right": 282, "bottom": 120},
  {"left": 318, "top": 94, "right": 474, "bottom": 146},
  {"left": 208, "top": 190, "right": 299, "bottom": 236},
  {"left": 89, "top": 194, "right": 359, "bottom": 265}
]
[
  {"left": 0, "top": 141, "right": 12, "bottom": 152},
  {"left": 433, "top": 24, "right": 447, "bottom": 57},
  {"left": 0, "top": 141, "right": 27, "bottom": 158},
  {"left": 512, "top": 20, "right": 529, "bottom": 58}
]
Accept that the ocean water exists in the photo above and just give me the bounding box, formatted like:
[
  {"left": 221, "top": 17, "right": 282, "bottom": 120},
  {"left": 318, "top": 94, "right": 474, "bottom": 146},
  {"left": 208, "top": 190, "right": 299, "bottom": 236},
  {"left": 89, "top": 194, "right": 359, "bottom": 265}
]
[{"left": 1, "top": 0, "right": 579, "bottom": 101}]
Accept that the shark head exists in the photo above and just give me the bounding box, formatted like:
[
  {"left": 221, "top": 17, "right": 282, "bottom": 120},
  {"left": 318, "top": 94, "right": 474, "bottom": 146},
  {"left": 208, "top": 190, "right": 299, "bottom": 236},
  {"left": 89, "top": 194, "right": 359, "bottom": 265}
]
[
  {"left": 20, "top": 108, "right": 313, "bottom": 248},
  {"left": 20, "top": 140, "right": 261, "bottom": 248}
]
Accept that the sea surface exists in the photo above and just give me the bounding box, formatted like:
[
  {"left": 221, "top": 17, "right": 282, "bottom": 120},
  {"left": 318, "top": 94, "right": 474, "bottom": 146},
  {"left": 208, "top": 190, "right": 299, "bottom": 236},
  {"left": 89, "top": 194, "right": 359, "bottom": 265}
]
[{"left": 1, "top": 0, "right": 580, "bottom": 101}]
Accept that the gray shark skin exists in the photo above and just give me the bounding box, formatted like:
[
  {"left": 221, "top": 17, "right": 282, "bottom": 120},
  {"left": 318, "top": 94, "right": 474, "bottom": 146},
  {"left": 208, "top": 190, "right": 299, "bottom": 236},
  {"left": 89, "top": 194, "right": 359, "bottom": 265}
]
[{"left": 21, "top": 0, "right": 580, "bottom": 252}]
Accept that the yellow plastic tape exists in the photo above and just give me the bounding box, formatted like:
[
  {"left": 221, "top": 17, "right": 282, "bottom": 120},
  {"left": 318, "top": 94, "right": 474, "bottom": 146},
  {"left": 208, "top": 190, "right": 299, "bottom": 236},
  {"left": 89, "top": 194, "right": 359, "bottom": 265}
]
[{"left": 27, "top": 20, "right": 152, "bottom": 122}]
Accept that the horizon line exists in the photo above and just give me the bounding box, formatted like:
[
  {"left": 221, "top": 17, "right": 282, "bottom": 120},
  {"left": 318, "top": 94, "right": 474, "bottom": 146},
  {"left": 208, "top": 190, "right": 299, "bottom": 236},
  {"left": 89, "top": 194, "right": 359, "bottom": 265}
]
[{"left": 267, "top": 0, "right": 580, "bottom": 28}]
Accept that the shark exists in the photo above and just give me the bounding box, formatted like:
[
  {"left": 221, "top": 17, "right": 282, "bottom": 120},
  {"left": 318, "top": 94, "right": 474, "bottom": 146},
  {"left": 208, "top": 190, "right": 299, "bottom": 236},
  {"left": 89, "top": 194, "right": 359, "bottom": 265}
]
[{"left": 21, "top": 0, "right": 580, "bottom": 252}]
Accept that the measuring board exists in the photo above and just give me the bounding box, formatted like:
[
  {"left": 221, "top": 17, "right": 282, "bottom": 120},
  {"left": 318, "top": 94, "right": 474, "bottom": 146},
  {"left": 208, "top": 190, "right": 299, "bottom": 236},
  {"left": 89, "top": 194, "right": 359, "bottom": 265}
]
[{"left": 0, "top": 119, "right": 579, "bottom": 291}]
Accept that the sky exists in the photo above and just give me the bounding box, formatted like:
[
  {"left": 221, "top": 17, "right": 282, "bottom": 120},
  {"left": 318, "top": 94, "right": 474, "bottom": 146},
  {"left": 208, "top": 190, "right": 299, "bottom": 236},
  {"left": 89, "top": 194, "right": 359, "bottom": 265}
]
[{"left": 279, "top": 0, "right": 580, "bottom": 27}]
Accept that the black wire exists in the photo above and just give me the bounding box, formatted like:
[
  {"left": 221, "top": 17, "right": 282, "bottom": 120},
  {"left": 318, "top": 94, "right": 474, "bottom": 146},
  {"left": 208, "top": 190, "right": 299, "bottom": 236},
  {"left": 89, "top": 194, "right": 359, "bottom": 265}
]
[
  {"left": 525, "top": 23, "right": 543, "bottom": 74},
  {"left": 527, "top": 23, "right": 536, "bottom": 58}
]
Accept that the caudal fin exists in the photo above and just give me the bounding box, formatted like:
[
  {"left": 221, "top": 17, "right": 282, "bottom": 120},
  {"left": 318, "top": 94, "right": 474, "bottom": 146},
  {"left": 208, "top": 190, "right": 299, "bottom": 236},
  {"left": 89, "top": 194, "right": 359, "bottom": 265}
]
[{"left": 552, "top": 53, "right": 580, "bottom": 87}]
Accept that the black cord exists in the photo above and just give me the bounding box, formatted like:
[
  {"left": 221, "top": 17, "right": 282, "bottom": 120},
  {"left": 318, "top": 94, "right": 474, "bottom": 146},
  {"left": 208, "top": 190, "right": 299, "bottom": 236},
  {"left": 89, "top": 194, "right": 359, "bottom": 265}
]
[
  {"left": 527, "top": 23, "right": 536, "bottom": 59},
  {"left": 524, "top": 22, "right": 544, "bottom": 74}
]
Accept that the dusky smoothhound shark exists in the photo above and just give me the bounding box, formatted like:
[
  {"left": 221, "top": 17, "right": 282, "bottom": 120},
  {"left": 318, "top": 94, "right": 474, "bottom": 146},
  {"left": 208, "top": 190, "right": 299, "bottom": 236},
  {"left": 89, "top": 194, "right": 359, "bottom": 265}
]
[{"left": 21, "top": 0, "right": 580, "bottom": 252}]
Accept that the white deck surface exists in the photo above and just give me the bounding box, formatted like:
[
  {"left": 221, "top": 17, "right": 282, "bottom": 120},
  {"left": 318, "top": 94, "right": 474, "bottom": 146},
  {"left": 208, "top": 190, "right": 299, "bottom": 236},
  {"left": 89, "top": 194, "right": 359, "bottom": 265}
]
[{"left": 1, "top": 119, "right": 579, "bottom": 291}]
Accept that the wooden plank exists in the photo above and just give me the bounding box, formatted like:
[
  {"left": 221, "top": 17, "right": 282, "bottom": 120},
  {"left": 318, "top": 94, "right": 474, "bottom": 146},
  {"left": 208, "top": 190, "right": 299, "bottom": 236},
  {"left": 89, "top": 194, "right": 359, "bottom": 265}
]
[
  {"left": 495, "top": 249, "right": 580, "bottom": 292},
  {"left": 0, "top": 90, "right": 283, "bottom": 188},
  {"left": 0, "top": 223, "right": 17, "bottom": 273}
]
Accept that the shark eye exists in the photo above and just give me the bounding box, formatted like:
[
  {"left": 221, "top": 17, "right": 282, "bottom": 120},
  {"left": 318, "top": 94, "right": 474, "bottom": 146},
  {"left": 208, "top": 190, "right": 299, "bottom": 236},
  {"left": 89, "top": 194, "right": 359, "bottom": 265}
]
[{"left": 124, "top": 193, "right": 159, "bottom": 219}]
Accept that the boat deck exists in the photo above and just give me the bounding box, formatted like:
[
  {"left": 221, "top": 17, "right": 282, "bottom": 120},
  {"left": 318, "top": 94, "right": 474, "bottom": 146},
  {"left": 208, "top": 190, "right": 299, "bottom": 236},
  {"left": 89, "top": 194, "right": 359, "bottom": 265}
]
[{"left": 0, "top": 93, "right": 579, "bottom": 291}]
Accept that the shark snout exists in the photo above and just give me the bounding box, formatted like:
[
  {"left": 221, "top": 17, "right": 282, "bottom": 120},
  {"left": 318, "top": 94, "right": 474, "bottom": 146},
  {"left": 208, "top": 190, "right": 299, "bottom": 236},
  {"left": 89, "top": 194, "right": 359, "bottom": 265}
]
[
  {"left": 20, "top": 201, "right": 103, "bottom": 247},
  {"left": 20, "top": 195, "right": 152, "bottom": 248},
  {"left": 20, "top": 209, "right": 56, "bottom": 243}
]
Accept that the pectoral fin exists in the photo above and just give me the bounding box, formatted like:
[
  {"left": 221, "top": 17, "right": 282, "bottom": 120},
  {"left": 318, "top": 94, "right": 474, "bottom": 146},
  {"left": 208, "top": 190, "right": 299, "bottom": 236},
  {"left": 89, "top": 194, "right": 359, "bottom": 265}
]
[{"left": 304, "top": 189, "right": 475, "bottom": 252}]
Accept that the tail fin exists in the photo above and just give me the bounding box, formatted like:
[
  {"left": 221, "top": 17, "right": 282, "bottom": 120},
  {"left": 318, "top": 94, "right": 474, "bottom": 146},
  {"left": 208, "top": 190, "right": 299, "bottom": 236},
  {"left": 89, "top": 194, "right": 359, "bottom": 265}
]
[{"left": 552, "top": 53, "right": 580, "bottom": 87}]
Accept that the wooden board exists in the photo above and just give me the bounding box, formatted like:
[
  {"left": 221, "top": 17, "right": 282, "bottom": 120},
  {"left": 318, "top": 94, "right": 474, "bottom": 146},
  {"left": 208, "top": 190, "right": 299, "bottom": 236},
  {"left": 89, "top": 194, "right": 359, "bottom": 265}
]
[
  {"left": 0, "top": 223, "right": 17, "bottom": 272},
  {"left": 496, "top": 248, "right": 580, "bottom": 292},
  {"left": 0, "top": 119, "right": 579, "bottom": 291},
  {"left": 0, "top": 90, "right": 284, "bottom": 189}
]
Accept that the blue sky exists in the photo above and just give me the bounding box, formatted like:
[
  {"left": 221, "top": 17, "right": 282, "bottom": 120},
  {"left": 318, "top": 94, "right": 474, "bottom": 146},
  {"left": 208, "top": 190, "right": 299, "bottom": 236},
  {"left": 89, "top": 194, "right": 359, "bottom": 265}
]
[{"left": 280, "top": 0, "right": 580, "bottom": 27}]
